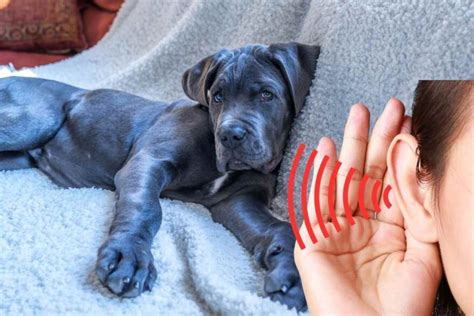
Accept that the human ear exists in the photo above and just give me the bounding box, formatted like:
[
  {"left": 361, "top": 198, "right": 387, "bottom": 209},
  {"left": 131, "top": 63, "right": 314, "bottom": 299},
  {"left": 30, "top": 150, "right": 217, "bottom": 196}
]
[{"left": 387, "top": 134, "right": 438, "bottom": 243}]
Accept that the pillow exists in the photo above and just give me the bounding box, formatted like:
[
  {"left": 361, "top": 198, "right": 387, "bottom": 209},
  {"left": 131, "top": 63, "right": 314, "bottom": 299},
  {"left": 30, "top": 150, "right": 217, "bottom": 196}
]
[
  {"left": 0, "top": 49, "right": 71, "bottom": 68},
  {"left": 0, "top": 0, "right": 87, "bottom": 52},
  {"left": 93, "top": 0, "right": 123, "bottom": 12},
  {"left": 82, "top": 5, "right": 116, "bottom": 47}
]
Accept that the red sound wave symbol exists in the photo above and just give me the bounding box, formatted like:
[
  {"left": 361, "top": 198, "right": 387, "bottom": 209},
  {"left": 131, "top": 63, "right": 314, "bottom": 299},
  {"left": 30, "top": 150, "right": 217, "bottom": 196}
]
[{"left": 288, "top": 144, "right": 393, "bottom": 250}]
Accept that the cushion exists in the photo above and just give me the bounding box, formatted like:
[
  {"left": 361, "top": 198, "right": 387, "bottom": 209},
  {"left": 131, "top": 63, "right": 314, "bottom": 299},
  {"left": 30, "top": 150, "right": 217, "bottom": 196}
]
[
  {"left": 0, "top": 50, "right": 70, "bottom": 68},
  {"left": 82, "top": 5, "right": 116, "bottom": 46},
  {"left": 93, "top": 0, "right": 123, "bottom": 12},
  {"left": 0, "top": 0, "right": 87, "bottom": 52}
]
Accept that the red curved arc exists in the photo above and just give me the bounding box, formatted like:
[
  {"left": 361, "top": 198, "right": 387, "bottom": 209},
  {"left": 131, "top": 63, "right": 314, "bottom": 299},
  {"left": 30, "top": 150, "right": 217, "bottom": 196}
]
[
  {"left": 371, "top": 180, "right": 382, "bottom": 213},
  {"left": 383, "top": 185, "right": 392, "bottom": 208},
  {"left": 358, "top": 174, "right": 370, "bottom": 219},
  {"left": 342, "top": 168, "right": 356, "bottom": 225},
  {"left": 314, "top": 155, "right": 330, "bottom": 238},
  {"left": 288, "top": 144, "right": 306, "bottom": 249},
  {"left": 300, "top": 149, "right": 318, "bottom": 244},
  {"left": 327, "top": 160, "right": 342, "bottom": 232}
]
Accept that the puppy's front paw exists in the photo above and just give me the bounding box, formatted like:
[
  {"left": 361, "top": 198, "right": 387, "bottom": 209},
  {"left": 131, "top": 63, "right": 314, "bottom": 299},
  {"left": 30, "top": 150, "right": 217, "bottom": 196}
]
[
  {"left": 263, "top": 244, "right": 306, "bottom": 312},
  {"left": 96, "top": 235, "right": 157, "bottom": 298},
  {"left": 257, "top": 223, "right": 307, "bottom": 312}
]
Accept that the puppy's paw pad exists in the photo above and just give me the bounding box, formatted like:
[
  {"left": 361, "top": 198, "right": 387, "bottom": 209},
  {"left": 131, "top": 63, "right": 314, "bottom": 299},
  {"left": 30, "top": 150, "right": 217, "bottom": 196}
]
[
  {"left": 264, "top": 263, "right": 306, "bottom": 311},
  {"left": 95, "top": 236, "right": 157, "bottom": 298}
]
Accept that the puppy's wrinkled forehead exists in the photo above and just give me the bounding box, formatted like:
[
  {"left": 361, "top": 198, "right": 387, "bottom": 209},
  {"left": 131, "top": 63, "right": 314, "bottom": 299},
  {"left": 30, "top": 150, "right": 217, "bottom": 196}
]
[
  {"left": 182, "top": 42, "right": 320, "bottom": 115},
  {"left": 213, "top": 46, "right": 285, "bottom": 92}
]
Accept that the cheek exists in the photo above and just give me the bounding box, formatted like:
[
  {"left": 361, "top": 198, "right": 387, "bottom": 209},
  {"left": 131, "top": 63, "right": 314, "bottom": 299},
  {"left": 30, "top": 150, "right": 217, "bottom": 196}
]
[
  {"left": 437, "top": 170, "right": 473, "bottom": 312},
  {"left": 269, "top": 103, "right": 291, "bottom": 133}
]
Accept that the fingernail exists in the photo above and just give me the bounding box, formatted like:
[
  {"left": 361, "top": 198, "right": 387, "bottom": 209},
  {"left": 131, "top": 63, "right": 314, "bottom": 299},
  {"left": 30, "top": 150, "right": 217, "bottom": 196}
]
[
  {"left": 108, "top": 263, "right": 115, "bottom": 271},
  {"left": 386, "top": 97, "right": 405, "bottom": 113},
  {"left": 123, "top": 277, "right": 130, "bottom": 284},
  {"left": 281, "top": 285, "right": 289, "bottom": 293},
  {"left": 318, "top": 136, "right": 332, "bottom": 147}
]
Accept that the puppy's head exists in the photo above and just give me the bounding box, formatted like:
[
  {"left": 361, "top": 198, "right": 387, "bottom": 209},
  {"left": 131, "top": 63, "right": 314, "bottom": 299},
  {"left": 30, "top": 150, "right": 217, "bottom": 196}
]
[{"left": 182, "top": 42, "right": 320, "bottom": 173}]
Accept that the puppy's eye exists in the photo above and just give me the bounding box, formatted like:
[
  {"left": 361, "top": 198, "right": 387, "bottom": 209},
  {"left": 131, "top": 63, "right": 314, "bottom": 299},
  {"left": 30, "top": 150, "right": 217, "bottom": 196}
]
[
  {"left": 213, "top": 92, "right": 224, "bottom": 103},
  {"left": 261, "top": 90, "right": 273, "bottom": 101}
]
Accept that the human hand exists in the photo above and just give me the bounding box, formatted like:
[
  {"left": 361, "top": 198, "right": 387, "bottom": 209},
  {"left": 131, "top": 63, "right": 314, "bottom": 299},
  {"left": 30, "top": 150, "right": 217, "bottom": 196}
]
[{"left": 294, "top": 99, "right": 442, "bottom": 315}]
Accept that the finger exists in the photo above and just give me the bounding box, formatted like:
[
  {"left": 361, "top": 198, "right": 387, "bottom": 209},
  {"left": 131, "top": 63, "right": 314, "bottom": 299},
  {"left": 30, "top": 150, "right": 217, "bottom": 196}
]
[
  {"left": 401, "top": 115, "right": 412, "bottom": 134},
  {"left": 365, "top": 98, "right": 405, "bottom": 180},
  {"left": 356, "top": 98, "right": 405, "bottom": 218},
  {"left": 335, "top": 104, "right": 370, "bottom": 218},
  {"left": 308, "top": 137, "right": 337, "bottom": 231},
  {"left": 377, "top": 115, "right": 411, "bottom": 225}
]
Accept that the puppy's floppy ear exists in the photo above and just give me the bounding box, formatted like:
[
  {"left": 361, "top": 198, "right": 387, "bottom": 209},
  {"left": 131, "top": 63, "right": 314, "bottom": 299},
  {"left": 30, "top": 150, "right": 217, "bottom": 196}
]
[
  {"left": 181, "top": 49, "right": 230, "bottom": 106},
  {"left": 268, "top": 42, "right": 320, "bottom": 115}
]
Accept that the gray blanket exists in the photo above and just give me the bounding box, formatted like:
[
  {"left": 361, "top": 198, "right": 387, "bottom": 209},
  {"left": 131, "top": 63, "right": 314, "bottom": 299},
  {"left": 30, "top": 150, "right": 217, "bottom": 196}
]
[{"left": 1, "top": 0, "right": 472, "bottom": 314}]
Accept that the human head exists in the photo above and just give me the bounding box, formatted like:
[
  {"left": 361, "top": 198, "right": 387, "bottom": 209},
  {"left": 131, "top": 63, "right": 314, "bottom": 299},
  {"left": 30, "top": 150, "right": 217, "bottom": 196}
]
[{"left": 388, "top": 80, "right": 473, "bottom": 314}]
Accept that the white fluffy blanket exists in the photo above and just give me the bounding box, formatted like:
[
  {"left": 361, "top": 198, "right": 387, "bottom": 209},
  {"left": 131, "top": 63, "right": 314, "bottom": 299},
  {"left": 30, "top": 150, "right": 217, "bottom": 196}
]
[{"left": 1, "top": 0, "right": 471, "bottom": 314}]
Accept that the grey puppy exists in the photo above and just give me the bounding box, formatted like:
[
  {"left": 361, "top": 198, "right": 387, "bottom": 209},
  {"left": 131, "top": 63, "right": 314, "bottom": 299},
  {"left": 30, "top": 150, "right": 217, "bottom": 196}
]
[{"left": 0, "top": 42, "right": 319, "bottom": 311}]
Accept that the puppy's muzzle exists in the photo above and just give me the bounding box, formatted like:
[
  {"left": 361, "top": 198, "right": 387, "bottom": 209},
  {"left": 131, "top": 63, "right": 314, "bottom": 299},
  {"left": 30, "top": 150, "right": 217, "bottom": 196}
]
[{"left": 218, "top": 122, "right": 248, "bottom": 149}]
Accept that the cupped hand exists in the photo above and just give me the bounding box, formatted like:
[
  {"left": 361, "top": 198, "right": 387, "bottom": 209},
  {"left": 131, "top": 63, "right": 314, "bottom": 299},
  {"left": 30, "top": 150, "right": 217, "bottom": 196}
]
[{"left": 294, "top": 99, "right": 442, "bottom": 315}]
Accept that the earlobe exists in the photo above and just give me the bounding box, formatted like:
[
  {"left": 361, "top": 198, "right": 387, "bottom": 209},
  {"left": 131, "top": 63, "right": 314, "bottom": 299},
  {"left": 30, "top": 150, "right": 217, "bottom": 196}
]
[{"left": 387, "top": 134, "right": 439, "bottom": 243}]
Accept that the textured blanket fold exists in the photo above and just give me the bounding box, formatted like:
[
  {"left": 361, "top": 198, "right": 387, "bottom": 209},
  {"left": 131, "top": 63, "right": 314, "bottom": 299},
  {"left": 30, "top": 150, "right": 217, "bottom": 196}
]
[{"left": 1, "top": 0, "right": 471, "bottom": 314}]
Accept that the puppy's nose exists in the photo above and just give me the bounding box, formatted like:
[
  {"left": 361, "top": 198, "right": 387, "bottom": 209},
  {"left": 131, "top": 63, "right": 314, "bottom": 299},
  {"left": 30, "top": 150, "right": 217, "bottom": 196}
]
[{"left": 219, "top": 125, "right": 247, "bottom": 149}]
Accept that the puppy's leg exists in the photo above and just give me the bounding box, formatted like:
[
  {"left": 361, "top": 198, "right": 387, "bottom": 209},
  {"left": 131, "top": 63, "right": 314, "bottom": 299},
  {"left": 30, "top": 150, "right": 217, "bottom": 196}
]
[
  {"left": 0, "top": 151, "right": 35, "bottom": 170},
  {"left": 96, "top": 150, "right": 177, "bottom": 298},
  {"left": 0, "top": 77, "right": 77, "bottom": 152},
  {"left": 210, "top": 191, "right": 306, "bottom": 311}
]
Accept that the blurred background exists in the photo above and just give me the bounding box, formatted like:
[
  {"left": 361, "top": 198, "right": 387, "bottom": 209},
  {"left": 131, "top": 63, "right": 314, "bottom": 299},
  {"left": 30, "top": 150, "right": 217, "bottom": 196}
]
[{"left": 0, "top": 0, "right": 122, "bottom": 68}]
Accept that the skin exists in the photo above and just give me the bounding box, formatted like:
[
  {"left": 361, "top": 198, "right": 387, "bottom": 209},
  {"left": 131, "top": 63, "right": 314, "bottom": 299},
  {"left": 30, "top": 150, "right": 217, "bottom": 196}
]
[
  {"left": 295, "top": 97, "right": 473, "bottom": 314},
  {"left": 431, "top": 111, "right": 473, "bottom": 314}
]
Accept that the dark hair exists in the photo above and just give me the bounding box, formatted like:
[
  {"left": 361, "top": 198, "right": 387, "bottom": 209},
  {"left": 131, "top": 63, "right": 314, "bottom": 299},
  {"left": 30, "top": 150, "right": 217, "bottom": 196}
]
[
  {"left": 411, "top": 80, "right": 473, "bottom": 200},
  {"left": 411, "top": 80, "right": 472, "bottom": 316}
]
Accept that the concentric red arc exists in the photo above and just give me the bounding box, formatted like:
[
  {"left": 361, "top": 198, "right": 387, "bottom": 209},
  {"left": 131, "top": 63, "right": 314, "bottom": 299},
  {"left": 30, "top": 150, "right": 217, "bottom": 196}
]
[
  {"left": 287, "top": 144, "right": 306, "bottom": 249},
  {"left": 300, "top": 149, "right": 318, "bottom": 244},
  {"left": 342, "top": 167, "right": 356, "bottom": 226},
  {"left": 382, "top": 185, "right": 392, "bottom": 208},
  {"left": 314, "top": 155, "right": 330, "bottom": 238},
  {"left": 371, "top": 180, "right": 382, "bottom": 213},
  {"left": 287, "top": 144, "right": 394, "bottom": 249}
]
